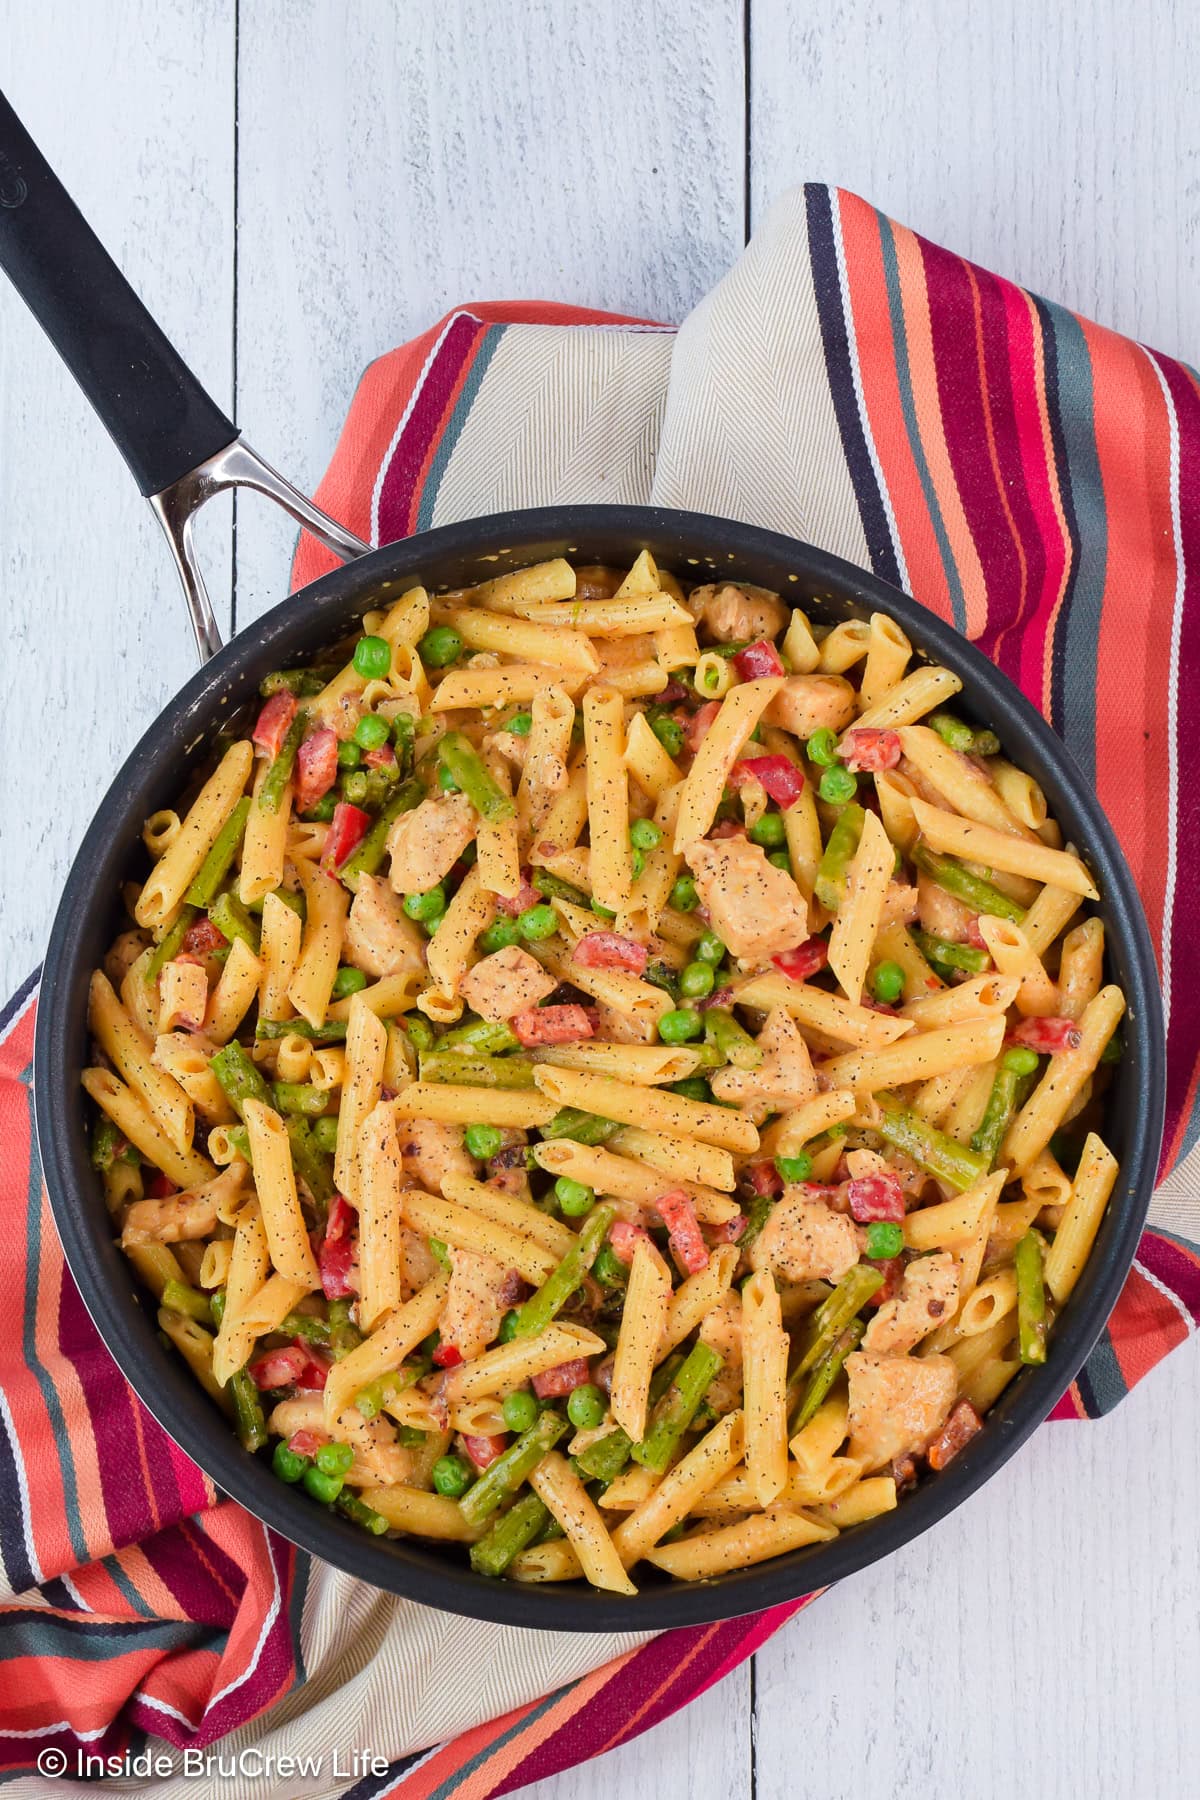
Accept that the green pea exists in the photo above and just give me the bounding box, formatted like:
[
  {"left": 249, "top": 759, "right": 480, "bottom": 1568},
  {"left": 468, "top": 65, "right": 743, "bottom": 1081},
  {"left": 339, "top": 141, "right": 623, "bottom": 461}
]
[
  {"left": 437, "top": 764, "right": 461, "bottom": 793},
  {"left": 272, "top": 1440, "right": 309, "bottom": 1483},
  {"left": 630, "top": 818, "right": 663, "bottom": 851},
  {"left": 864, "top": 1221, "right": 904, "bottom": 1260},
  {"left": 554, "top": 1176, "right": 595, "bottom": 1217},
  {"left": 478, "top": 918, "right": 520, "bottom": 954},
  {"left": 659, "top": 1008, "right": 704, "bottom": 1044},
  {"left": 650, "top": 713, "right": 685, "bottom": 757},
  {"left": 497, "top": 1308, "right": 521, "bottom": 1343},
  {"left": 502, "top": 1390, "right": 539, "bottom": 1433},
  {"left": 337, "top": 739, "right": 363, "bottom": 770},
  {"left": 1099, "top": 1031, "right": 1124, "bottom": 1065},
  {"left": 669, "top": 874, "right": 698, "bottom": 912},
  {"left": 806, "top": 727, "right": 839, "bottom": 767},
  {"left": 431, "top": 1454, "right": 473, "bottom": 1498},
  {"left": 354, "top": 713, "right": 391, "bottom": 751},
  {"left": 775, "top": 1152, "right": 813, "bottom": 1184},
  {"left": 680, "top": 960, "right": 715, "bottom": 1000},
  {"left": 315, "top": 1440, "right": 355, "bottom": 1476},
  {"left": 517, "top": 903, "right": 558, "bottom": 942},
  {"left": 353, "top": 635, "right": 392, "bottom": 680},
  {"left": 630, "top": 846, "right": 646, "bottom": 880},
  {"left": 695, "top": 931, "right": 726, "bottom": 966},
  {"left": 331, "top": 966, "right": 368, "bottom": 999},
  {"left": 872, "top": 961, "right": 906, "bottom": 1005},
  {"left": 1003, "top": 1045, "right": 1041, "bottom": 1077},
  {"left": 567, "top": 1383, "right": 607, "bottom": 1430},
  {"left": 418, "top": 626, "right": 464, "bottom": 669},
  {"left": 311, "top": 1116, "right": 339, "bottom": 1154},
  {"left": 342, "top": 770, "right": 370, "bottom": 805},
  {"left": 302, "top": 1464, "right": 345, "bottom": 1503},
  {"left": 818, "top": 765, "right": 858, "bottom": 805},
  {"left": 671, "top": 1077, "right": 711, "bottom": 1101},
  {"left": 591, "top": 899, "right": 617, "bottom": 920},
  {"left": 506, "top": 711, "right": 533, "bottom": 735},
  {"left": 749, "top": 811, "right": 787, "bottom": 848},
  {"left": 303, "top": 792, "right": 337, "bottom": 822},
  {"left": 464, "top": 1123, "right": 503, "bottom": 1160},
  {"left": 767, "top": 850, "right": 792, "bottom": 871},
  {"left": 403, "top": 886, "right": 447, "bottom": 922}
]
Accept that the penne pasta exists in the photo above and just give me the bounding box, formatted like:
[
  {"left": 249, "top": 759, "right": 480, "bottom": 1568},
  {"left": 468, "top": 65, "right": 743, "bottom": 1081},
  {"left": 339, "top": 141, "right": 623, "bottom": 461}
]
[
  {"left": 910, "top": 798, "right": 1099, "bottom": 898},
  {"left": 674, "top": 677, "right": 785, "bottom": 851},
  {"left": 742, "top": 1270, "right": 790, "bottom": 1505},
  {"left": 610, "top": 1239, "right": 672, "bottom": 1441}
]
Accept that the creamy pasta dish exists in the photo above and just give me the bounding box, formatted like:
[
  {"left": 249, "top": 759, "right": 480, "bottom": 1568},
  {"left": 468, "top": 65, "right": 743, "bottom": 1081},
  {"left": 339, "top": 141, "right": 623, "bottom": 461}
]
[{"left": 83, "top": 553, "right": 1125, "bottom": 1592}]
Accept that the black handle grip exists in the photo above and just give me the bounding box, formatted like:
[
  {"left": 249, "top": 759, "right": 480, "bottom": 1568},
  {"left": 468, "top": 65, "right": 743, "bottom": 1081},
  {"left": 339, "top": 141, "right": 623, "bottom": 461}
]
[{"left": 0, "top": 89, "right": 236, "bottom": 497}]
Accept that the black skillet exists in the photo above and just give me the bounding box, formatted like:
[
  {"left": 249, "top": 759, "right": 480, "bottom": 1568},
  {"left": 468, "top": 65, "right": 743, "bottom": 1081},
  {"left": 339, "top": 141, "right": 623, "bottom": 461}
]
[{"left": 0, "top": 90, "right": 1165, "bottom": 1629}]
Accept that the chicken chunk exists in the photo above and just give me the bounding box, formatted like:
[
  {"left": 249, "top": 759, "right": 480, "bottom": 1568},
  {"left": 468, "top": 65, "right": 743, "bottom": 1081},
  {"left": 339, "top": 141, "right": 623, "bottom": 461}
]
[
  {"left": 398, "top": 1225, "right": 442, "bottom": 1299},
  {"left": 710, "top": 1007, "right": 818, "bottom": 1123},
  {"left": 397, "top": 1116, "right": 475, "bottom": 1194},
  {"left": 387, "top": 793, "right": 476, "bottom": 895},
  {"left": 748, "top": 1191, "right": 863, "bottom": 1285},
  {"left": 439, "top": 1249, "right": 518, "bottom": 1361},
  {"left": 687, "top": 582, "right": 789, "bottom": 644},
  {"left": 845, "top": 1350, "right": 958, "bottom": 1472},
  {"left": 344, "top": 874, "right": 427, "bottom": 979},
  {"left": 763, "top": 673, "right": 857, "bottom": 740},
  {"left": 685, "top": 837, "right": 809, "bottom": 963},
  {"left": 697, "top": 1291, "right": 745, "bottom": 1414},
  {"left": 916, "top": 869, "right": 975, "bottom": 941},
  {"left": 459, "top": 945, "right": 557, "bottom": 1022},
  {"left": 863, "top": 1252, "right": 960, "bottom": 1355}
]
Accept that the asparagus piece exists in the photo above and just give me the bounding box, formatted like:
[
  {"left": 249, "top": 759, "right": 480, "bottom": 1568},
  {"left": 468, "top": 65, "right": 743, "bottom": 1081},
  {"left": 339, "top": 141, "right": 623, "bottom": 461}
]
[
  {"left": 911, "top": 844, "right": 1026, "bottom": 924},
  {"left": 574, "top": 1355, "right": 685, "bottom": 1484},
  {"left": 335, "top": 1490, "right": 390, "bottom": 1535},
  {"left": 224, "top": 1124, "right": 253, "bottom": 1165},
  {"left": 279, "top": 1311, "right": 332, "bottom": 1346},
  {"left": 795, "top": 1264, "right": 885, "bottom": 1378},
  {"left": 531, "top": 868, "right": 589, "bottom": 906},
  {"left": 256, "top": 1017, "right": 349, "bottom": 1043},
  {"left": 229, "top": 1368, "right": 268, "bottom": 1452},
  {"left": 339, "top": 779, "right": 425, "bottom": 891},
  {"left": 788, "top": 1318, "right": 864, "bottom": 1434},
  {"left": 161, "top": 1279, "right": 214, "bottom": 1326},
  {"left": 511, "top": 1205, "right": 617, "bottom": 1339},
  {"left": 272, "top": 1081, "right": 331, "bottom": 1117},
  {"left": 258, "top": 708, "right": 308, "bottom": 813},
  {"left": 328, "top": 1298, "right": 363, "bottom": 1359},
  {"left": 738, "top": 1190, "right": 776, "bottom": 1256},
  {"left": 814, "top": 804, "right": 866, "bottom": 911},
  {"left": 260, "top": 668, "right": 334, "bottom": 699},
  {"left": 875, "top": 1096, "right": 991, "bottom": 1191},
  {"left": 469, "top": 1492, "right": 553, "bottom": 1577},
  {"left": 704, "top": 1007, "right": 763, "bottom": 1070},
  {"left": 286, "top": 1117, "right": 334, "bottom": 1209},
  {"left": 144, "top": 907, "right": 197, "bottom": 982},
  {"left": 1015, "top": 1229, "right": 1048, "bottom": 1365},
  {"left": 631, "top": 1341, "right": 724, "bottom": 1471},
  {"left": 209, "top": 889, "right": 262, "bottom": 955},
  {"left": 539, "top": 1108, "right": 622, "bottom": 1145},
  {"left": 910, "top": 928, "right": 991, "bottom": 978},
  {"left": 926, "top": 711, "right": 1001, "bottom": 757},
  {"left": 92, "top": 1112, "right": 137, "bottom": 1170},
  {"left": 970, "top": 1064, "right": 1022, "bottom": 1167},
  {"left": 185, "top": 798, "right": 252, "bottom": 908},
  {"left": 211, "top": 1041, "right": 273, "bottom": 1119},
  {"left": 437, "top": 731, "right": 517, "bottom": 824},
  {"left": 419, "top": 1050, "right": 537, "bottom": 1090},
  {"left": 458, "top": 1410, "right": 569, "bottom": 1527},
  {"left": 440, "top": 1014, "right": 521, "bottom": 1055},
  {"left": 354, "top": 1371, "right": 407, "bottom": 1421}
]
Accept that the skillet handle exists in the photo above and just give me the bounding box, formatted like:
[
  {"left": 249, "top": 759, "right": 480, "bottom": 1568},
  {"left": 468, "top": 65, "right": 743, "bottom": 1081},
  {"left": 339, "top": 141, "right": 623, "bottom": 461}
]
[{"left": 0, "top": 87, "right": 235, "bottom": 499}]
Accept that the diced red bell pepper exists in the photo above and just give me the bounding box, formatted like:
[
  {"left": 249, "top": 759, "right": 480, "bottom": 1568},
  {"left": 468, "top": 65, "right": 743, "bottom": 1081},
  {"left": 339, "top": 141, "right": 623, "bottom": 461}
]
[
  {"left": 463, "top": 1432, "right": 507, "bottom": 1468},
  {"left": 609, "top": 1220, "right": 653, "bottom": 1264},
  {"left": 363, "top": 744, "right": 397, "bottom": 771},
  {"left": 511, "top": 1003, "right": 596, "bottom": 1047},
  {"left": 864, "top": 1254, "right": 904, "bottom": 1307},
  {"left": 732, "top": 639, "right": 786, "bottom": 681},
  {"left": 707, "top": 1213, "right": 747, "bottom": 1244},
  {"left": 249, "top": 1345, "right": 327, "bottom": 1391},
  {"left": 182, "top": 916, "right": 228, "bottom": 956},
  {"left": 294, "top": 726, "right": 339, "bottom": 811},
  {"left": 1008, "top": 1016, "right": 1083, "bottom": 1054},
  {"left": 837, "top": 727, "right": 901, "bottom": 772},
  {"left": 743, "top": 1160, "right": 783, "bottom": 1198},
  {"left": 728, "top": 754, "right": 805, "bottom": 808},
  {"left": 319, "top": 1194, "right": 357, "bottom": 1300},
  {"left": 531, "top": 1357, "right": 591, "bottom": 1399},
  {"left": 573, "top": 932, "right": 648, "bottom": 975},
  {"left": 287, "top": 1428, "right": 328, "bottom": 1458},
  {"left": 846, "top": 1172, "right": 905, "bottom": 1223},
  {"left": 252, "top": 691, "right": 298, "bottom": 758},
  {"left": 432, "top": 1342, "right": 463, "bottom": 1369},
  {"left": 496, "top": 876, "right": 541, "bottom": 917},
  {"left": 146, "top": 1169, "right": 177, "bottom": 1199},
  {"left": 655, "top": 1189, "right": 709, "bottom": 1275},
  {"left": 321, "top": 803, "right": 372, "bottom": 871},
  {"left": 684, "top": 700, "right": 722, "bottom": 752},
  {"left": 772, "top": 936, "right": 830, "bottom": 981}
]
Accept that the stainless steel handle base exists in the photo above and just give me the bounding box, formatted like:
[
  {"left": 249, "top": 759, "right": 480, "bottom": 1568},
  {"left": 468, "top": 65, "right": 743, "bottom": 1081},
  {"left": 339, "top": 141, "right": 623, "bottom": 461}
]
[{"left": 149, "top": 438, "right": 372, "bottom": 662}]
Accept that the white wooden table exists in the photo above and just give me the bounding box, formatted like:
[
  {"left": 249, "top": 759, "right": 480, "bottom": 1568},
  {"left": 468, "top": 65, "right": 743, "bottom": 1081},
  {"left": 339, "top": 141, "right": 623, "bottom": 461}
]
[{"left": 2, "top": 5, "right": 1198, "bottom": 1796}]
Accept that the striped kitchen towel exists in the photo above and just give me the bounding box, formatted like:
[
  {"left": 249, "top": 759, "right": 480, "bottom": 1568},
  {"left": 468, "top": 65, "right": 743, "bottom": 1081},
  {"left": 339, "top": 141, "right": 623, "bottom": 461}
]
[{"left": 3, "top": 185, "right": 1199, "bottom": 1797}]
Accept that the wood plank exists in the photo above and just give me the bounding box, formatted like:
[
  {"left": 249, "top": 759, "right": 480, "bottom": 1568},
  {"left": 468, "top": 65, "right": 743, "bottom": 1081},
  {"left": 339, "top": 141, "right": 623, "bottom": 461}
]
[
  {"left": 750, "top": 0, "right": 1199, "bottom": 357},
  {"left": 0, "top": 0, "right": 235, "bottom": 996},
  {"left": 233, "top": 0, "right": 746, "bottom": 622}
]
